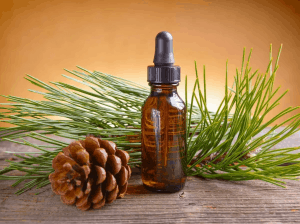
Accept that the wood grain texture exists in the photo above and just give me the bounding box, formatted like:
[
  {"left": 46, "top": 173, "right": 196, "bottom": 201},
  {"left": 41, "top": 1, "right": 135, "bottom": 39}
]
[
  {"left": 1, "top": 175, "right": 300, "bottom": 223},
  {"left": 0, "top": 128, "right": 300, "bottom": 223}
]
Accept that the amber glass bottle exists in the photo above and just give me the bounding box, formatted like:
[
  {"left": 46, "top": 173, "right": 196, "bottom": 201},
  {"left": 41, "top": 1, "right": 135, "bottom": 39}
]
[{"left": 141, "top": 31, "right": 186, "bottom": 193}]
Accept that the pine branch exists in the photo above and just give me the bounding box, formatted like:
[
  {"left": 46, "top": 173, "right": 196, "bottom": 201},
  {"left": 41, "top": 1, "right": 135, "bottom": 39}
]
[
  {"left": 185, "top": 45, "right": 300, "bottom": 187},
  {"left": 0, "top": 45, "right": 299, "bottom": 195}
]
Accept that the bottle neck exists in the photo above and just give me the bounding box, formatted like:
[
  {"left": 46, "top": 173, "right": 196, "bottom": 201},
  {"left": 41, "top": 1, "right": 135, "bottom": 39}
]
[{"left": 149, "top": 83, "right": 178, "bottom": 96}]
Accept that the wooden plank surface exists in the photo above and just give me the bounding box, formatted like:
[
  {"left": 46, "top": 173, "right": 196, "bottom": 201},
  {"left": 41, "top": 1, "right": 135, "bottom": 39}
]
[
  {"left": 0, "top": 129, "right": 300, "bottom": 223},
  {"left": 1, "top": 174, "right": 300, "bottom": 223}
]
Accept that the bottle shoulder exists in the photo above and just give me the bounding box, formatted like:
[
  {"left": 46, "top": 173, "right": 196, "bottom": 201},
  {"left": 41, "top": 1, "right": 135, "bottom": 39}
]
[{"left": 142, "top": 93, "right": 186, "bottom": 111}]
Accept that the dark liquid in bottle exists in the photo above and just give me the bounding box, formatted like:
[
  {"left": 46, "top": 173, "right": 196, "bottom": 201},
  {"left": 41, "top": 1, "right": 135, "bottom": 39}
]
[{"left": 141, "top": 84, "right": 186, "bottom": 193}]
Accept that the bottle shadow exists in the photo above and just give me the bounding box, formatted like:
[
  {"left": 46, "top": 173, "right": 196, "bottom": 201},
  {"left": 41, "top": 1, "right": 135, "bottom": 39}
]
[{"left": 126, "top": 184, "right": 155, "bottom": 195}]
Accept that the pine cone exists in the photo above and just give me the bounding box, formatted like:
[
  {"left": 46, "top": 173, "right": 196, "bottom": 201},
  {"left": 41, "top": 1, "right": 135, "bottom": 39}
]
[{"left": 49, "top": 136, "right": 131, "bottom": 211}]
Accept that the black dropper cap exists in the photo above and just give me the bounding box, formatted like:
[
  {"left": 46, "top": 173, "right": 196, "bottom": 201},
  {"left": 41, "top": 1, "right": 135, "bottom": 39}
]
[{"left": 147, "top": 31, "right": 181, "bottom": 84}]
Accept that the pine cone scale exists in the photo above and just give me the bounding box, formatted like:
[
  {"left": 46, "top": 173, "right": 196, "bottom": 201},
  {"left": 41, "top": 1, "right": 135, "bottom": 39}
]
[
  {"left": 93, "top": 148, "right": 108, "bottom": 167},
  {"left": 61, "top": 190, "right": 76, "bottom": 205},
  {"left": 94, "top": 165, "right": 106, "bottom": 184},
  {"left": 106, "top": 185, "right": 119, "bottom": 203},
  {"left": 91, "top": 185, "right": 103, "bottom": 204},
  {"left": 93, "top": 197, "right": 105, "bottom": 209},
  {"left": 116, "top": 166, "right": 128, "bottom": 186},
  {"left": 107, "top": 155, "right": 122, "bottom": 175},
  {"left": 118, "top": 182, "right": 128, "bottom": 199},
  {"left": 105, "top": 171, "right": 117, "bottom": 191},
  {"left": 115, "top": 150, "right": 130, "bottom": 166},
  {"left": 52, "top": 152, "right": 76, "bottom": 170},
  {"left": 77, "top": 200, "right": 91, "bottom": 211},
  {"left": 98, "top": 139, "right": 117, "bottom": 155}
]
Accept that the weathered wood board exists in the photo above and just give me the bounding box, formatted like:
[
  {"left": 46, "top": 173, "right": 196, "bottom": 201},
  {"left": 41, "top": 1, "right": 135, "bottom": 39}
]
[
  {"left": 0, "top": 128, "right": 300, "bottom": 223},
  {"left": 1, "top": 173, "right": 300, "bottom": 223}
]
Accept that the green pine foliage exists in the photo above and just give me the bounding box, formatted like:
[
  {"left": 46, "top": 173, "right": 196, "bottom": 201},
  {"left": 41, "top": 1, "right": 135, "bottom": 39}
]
[{"left": 0, "top": 45, "right": 299, "bottom": 195}]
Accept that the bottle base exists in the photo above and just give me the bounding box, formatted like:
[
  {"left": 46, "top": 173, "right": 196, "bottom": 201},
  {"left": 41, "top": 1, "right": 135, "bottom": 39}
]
[{"left": 143, "top": 182, "right": 185, "bottom": 193}]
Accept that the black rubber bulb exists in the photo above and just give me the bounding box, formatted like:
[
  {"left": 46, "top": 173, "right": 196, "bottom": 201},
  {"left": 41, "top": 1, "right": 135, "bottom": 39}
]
[{"left": 153, "top": 31, "right": 175, "bottom": 66}]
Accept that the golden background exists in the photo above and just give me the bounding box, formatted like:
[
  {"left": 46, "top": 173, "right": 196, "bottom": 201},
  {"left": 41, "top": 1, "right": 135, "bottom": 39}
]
[{"left": 0, "top": 0, "right": 299, "bottom": 127}]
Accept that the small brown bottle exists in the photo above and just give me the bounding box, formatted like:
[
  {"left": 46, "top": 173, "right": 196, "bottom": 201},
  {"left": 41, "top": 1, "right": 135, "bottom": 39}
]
[{"left": 141, "top": 31, "right": 186, "bottom": 193}]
